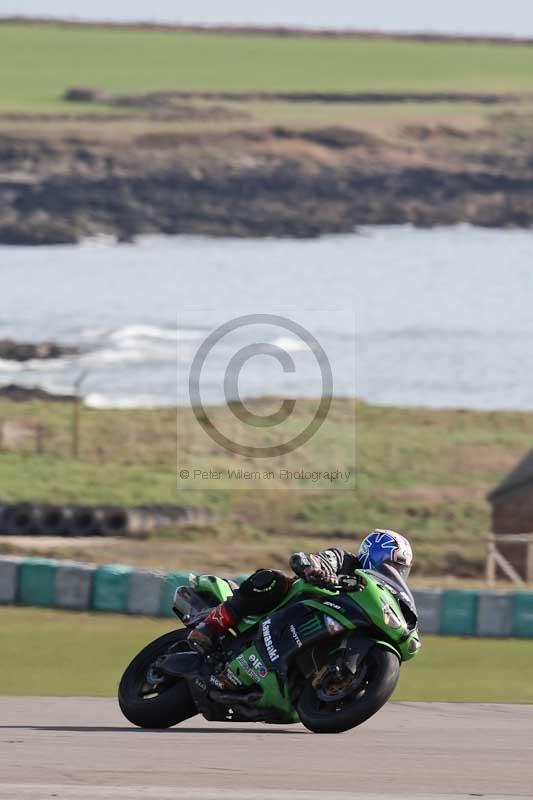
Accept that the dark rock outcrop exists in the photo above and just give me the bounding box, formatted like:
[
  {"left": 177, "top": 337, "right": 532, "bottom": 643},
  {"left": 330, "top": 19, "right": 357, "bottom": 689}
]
[
  {"left": 0, "top": 340, "right": 79, "bottom": 361},
  {"left": 0, "top": 384, "right": 75, "bottom": 402},
  {"left": 0, "top": 216, "right": 78, "bottom": 245},
  {"left": 2, "top": 120, "right": 533, "bottom": 244}
]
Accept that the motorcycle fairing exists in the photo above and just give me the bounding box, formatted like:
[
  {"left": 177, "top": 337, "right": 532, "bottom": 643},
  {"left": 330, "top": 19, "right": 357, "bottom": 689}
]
[{"left": 179, "top": 569, "right": 421, "bottom": 723}]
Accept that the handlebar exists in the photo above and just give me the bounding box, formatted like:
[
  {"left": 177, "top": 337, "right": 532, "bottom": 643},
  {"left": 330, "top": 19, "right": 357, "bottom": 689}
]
[{"left": 334, "top": 575, "right": 365, "bottom": 592}]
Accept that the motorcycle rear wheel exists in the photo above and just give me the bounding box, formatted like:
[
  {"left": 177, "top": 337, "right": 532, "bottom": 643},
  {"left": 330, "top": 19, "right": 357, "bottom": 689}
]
[
  {"left": 118, "top": 628, "right": 197, "bottom": 728},
  {"left": 297, "top": 645, "right": 400, "bottom": 734}
]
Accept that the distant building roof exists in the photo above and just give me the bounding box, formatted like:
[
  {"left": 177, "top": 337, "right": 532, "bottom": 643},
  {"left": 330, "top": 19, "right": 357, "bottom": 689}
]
[{"left": 488, "top": 449, "right": 533, "bottom": 501}]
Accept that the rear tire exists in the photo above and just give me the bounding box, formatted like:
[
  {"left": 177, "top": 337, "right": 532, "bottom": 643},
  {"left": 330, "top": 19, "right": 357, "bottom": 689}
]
[
  {"left": 118, "top": 629, "right": 197, "bottom": 729},
  {"left": 297, "top": 646, "right": 400, "bottom": 734}
]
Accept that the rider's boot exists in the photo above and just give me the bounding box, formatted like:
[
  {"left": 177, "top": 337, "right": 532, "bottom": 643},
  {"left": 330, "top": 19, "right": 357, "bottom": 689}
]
[{"left": 188, "top": 602, "right": 237, "bottom": 654}]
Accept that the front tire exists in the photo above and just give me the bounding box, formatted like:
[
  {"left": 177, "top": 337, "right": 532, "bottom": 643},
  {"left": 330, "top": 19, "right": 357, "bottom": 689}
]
[
  {"left": 297, "top": 646, "right": 400, "bottom": 734},
  {"left": 118, "top": 629, "right": 197, "bottom": 728}
]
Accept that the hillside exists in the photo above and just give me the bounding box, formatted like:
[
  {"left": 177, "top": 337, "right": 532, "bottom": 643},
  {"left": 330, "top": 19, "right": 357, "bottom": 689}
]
[
  {"left": 0, "top": 397, "right": 528, "bottom": 580},
  {"left": 1, "top": 23, "right": 533, "bottom": 242}
]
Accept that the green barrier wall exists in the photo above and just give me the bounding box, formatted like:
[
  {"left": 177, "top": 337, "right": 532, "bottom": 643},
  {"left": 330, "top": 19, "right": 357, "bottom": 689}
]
[
  {"left": 92, "top": 564, "right": 132, "bottom": 613},
  {"left": 3, "top": 556, "right": 533, "bottom": 637},
  {"left": 159, "top": 570, "right": 191, "bottom": 617},
  {"left": 17, "top": 558, "right": 59, "bottom": 607},
  {"left": 440, "top": 590, "right": 479, "bottom": 635},
  {"left": 511, "top": 592, "right": 533, "bottom": 637}
]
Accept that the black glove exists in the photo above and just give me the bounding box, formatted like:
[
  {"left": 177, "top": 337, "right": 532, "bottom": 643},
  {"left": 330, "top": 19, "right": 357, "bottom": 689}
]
[{"left": 302, "top": 565, "right": 338, "bottom": 591}]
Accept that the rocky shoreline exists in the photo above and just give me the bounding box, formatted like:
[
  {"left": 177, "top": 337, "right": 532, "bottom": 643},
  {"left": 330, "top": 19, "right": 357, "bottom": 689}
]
[
  {"left": 0, "top": 339, "right": 78, "bottom": 360},
  {"left": 2, "top": 116, "right": 533, "bottom": 244},
  {"left": 0, "top": 383, "right": 75, "bottom": 402}
]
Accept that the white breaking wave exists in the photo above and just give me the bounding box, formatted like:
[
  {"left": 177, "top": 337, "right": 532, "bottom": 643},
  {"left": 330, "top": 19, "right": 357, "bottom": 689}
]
[
  {"left": 0, "top": 359, "right": 24, "bottom": 372},
  {"left": 110, "top": 324, "right": 179, "bottom": 342},
  {"left": 269, "top": 336, "right": 312, "bottom": 353},
  {"left": 79, "top": 347, "right": 170, "bottom": 366},
  {"left": 85, "top": 392, "right": 175, "bottom": 409},
  {"left": 78, "top": 323, "right": 205, "bottom": 367},
  {"left": 79, "top": 234, "right": 117, "bottom": 248},
  {"left": 109, "top": 324, "right": 205, "bottom": 343},
  {"left": 0, "top": 357, "right": 71, "bottom": 372}
]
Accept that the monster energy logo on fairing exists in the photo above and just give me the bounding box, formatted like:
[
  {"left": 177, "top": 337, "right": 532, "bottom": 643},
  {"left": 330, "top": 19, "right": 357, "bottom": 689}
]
[{"left": 299, "top": 616, "right": 322, "bottom": 637}]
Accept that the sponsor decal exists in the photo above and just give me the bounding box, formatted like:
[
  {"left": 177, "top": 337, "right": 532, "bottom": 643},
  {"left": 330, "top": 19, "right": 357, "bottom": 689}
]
[
  {"left": 290, "top": 624, "right": 303, "bottom": 648},
  {"left": 209, "top": 674, "right": 225, "bottom": 690},
  {"left": 299, "top": 616, "right": 323, "bottom": 638},
  {"left": 236, "top": 654, "right": 263, "bottom": 683},
  {"left": 323, "top": 601, "right": 342, "bottom": 610},
  {"left": 225, "top": 668, "right": 243, "bottom": 687},
  {"left": 262, "top": 618, "right": 280, "bottom": 662},
  {"left": 195, "top": 677, "right": 207, "bottom": 691},
  {"left": 248, "top": 653, "right": 268, "bottom": 678}
]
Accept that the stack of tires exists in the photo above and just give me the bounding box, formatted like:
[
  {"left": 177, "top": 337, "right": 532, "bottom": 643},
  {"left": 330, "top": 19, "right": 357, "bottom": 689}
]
[
  {"left": 0, "top": 503, "right": 129, "bottom": 537},
  {"left": 0, "top": 502, "right": 210, "bottom": 537}
]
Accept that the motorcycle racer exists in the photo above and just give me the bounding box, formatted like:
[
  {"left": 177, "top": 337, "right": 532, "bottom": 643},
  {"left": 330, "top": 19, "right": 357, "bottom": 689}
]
[{"left": 188, "top": 529, "right": 413, "bottom": 654}]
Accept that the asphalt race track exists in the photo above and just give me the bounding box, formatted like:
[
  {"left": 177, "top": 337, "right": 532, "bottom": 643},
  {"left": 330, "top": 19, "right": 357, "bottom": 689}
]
[{"left": 0, "top": 698, "right": 530, "bottom": 799}]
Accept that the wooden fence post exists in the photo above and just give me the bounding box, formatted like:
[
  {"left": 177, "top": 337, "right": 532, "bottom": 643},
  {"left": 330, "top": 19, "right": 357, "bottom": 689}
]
[
  {"left": 486, "top": 534, "right": 496, "bottom": 586},
  {"left": 486, "top": 533, "right": 532, "bottom": 586},
  {"left": 71, "top": 370, "right": 88, "bottom": 459},
  {"left": 35, "top": 423, "right": 45, "bottom": 455},
  {"left": 527, "top": 540, "right": 533, "bottom": 585}
]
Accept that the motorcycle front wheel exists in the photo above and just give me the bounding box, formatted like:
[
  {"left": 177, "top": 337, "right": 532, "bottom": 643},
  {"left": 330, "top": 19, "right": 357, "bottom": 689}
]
[
  {"left": 118, "top": 628, "right": 197, "bottom": 728},
  {"left": 297, "top": 645, "right": 400, "bottom": 734}
]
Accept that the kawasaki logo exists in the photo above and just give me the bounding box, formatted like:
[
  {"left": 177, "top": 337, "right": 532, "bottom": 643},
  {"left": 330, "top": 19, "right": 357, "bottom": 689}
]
[
  {"left": 262, "top": 618, "right": 279, "bottom": 662},
  {"left": 299, "top": 616, "right": 323, "bottom": 637}
]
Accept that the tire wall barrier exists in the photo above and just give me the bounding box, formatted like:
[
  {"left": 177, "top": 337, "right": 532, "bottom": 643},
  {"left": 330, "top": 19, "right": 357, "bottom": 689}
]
[
  {"left": 0, "top": 502, "right": 213, "bottom": 538},
  {"left": 1, "top": 555, "right": 533, "bottom": 635}
]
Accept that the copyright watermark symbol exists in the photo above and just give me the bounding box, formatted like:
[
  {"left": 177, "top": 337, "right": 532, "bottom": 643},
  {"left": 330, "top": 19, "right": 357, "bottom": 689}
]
[
  {"left": 177, "top": 313, "right": 355, "bottom": 490},
  {"left": 189, "top": 314, "right": 332, "bottom": 458}
]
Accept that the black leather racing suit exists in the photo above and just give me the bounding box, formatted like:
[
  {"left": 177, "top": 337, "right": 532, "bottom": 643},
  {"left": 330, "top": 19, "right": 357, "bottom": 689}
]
[{"left": 226, "top": 548, "right": 361, "bottom": 619}]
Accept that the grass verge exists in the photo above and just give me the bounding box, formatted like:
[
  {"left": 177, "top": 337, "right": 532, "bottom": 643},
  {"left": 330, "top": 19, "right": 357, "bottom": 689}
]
[
  {"left": 2, "top": 24, "right": 533, "bottom": 112},
  {"left": 1, "top": 607, "right": 531, "bottom": 702},
  {"left": 0, "top": 397, "right": 529, "bottom": 577},
  {"left": 0, "top": 396, "right": 530, "bottom": 577}
]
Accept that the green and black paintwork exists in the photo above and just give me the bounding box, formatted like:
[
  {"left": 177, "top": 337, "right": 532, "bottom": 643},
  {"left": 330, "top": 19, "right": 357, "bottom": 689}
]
[{"left": 162, "top": 568, "right": 421, "bottom": 727}]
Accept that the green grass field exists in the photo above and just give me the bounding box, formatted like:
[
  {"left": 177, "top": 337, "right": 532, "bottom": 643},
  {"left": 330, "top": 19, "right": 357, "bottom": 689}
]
[
  {"left": 2, "top": 23, "right": 533, "bottom": 112},
  {"left": 1, "top": 607, "right": 531, "bottom": 702},
  {"left": 0, "top": 396, "right": 530, "bottom": 577}
]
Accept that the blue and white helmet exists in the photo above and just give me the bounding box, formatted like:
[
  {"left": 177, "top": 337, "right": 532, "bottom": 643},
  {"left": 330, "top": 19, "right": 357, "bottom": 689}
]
[{"left": 357, "top": 529, "right": 413, "bottom": 579}]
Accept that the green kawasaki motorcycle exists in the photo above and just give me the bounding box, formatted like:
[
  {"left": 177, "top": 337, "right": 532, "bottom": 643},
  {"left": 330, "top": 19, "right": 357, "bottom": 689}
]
[{"left": 119, "top": 567, "right": 420, "bottom": 734}]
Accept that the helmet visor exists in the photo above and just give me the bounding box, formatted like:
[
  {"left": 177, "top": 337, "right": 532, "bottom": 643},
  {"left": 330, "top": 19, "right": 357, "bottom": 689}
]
[{"left": 390, "top": 561, "right": 411, "bottom": 580}]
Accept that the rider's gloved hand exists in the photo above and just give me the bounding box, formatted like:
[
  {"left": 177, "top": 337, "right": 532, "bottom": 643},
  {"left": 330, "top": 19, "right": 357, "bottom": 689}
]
[{"left": 302, "top": 566, "right": 338, "bottom": 591}]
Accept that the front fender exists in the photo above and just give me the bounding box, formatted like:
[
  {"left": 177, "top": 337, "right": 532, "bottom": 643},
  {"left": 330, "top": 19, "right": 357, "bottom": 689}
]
[{"left": 344, "top": 634, "right": 401, "bottom": 673}]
